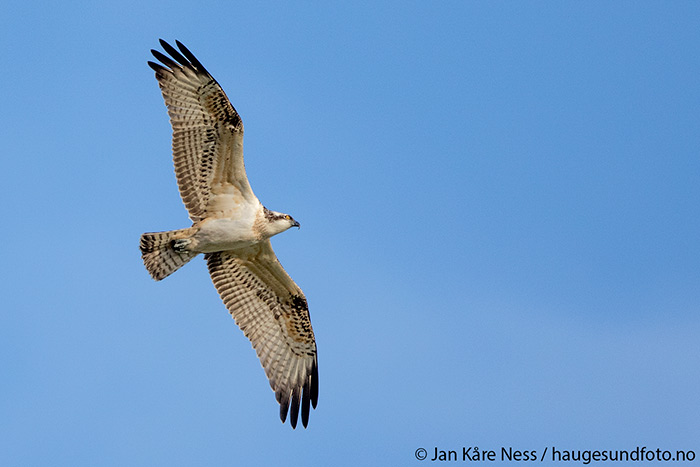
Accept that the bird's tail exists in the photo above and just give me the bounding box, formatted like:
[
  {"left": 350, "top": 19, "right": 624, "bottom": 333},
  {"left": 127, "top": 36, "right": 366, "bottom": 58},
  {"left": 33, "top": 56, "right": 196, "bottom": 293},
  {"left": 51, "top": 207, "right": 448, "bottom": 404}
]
[{"left": 140, "top": 227, "right": 198, "bottom": 281}]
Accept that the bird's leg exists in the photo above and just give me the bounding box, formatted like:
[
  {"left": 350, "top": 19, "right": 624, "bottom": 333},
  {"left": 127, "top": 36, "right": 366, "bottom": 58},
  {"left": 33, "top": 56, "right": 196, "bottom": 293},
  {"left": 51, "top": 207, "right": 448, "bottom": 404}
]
[{"left": 171, "top": 238, "right": 192, "bottom": 253}]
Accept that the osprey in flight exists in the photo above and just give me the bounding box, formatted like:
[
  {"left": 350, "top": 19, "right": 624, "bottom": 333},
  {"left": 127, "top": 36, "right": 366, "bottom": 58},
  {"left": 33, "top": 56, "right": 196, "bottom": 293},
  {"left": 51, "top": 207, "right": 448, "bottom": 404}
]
[{"left": 140, "top": 40, "right": 318, "bottom": 428}]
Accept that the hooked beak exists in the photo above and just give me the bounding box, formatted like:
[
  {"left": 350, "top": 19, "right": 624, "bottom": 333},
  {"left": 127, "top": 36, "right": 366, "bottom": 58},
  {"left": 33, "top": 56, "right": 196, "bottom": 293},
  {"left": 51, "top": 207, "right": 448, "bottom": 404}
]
[{"left": 292, "top": 219, "right": 301, "bottom": 229}]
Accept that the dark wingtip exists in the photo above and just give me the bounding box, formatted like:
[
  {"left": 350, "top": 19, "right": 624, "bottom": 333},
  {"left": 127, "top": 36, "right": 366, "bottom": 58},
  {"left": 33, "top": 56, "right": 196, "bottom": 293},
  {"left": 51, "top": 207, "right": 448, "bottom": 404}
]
[
  {"left": 311, "top": 358, "right": 319, "bottom": 409},
  {"left": 289, "top": 387, "right": 301, "bottom": 429},
  {"left": 279, "top": 392, "right": 289, "bottom": 425},
  {"left": 147, "top": 61, "right": 168, "bottom": 77},
  {"left": 157, "top": 39, "right": 191, "bottom": 68},
  {"left": 301, "top": 360, "right": 317, "bottom": 428},
  {"left": 175, "top": 40, "right": 208, "bottom": 74},
  {"left": 301, "top": 388, "right": 311, "bottom": 428},
  {"left": 151, "top": 49, "right": 180, "bottom": 70}
]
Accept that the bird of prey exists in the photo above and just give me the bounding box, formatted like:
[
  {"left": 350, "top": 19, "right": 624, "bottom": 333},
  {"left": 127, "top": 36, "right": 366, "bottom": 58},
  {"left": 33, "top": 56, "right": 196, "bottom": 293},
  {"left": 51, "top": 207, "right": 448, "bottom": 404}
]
[{"left": 139, "top": 40, "right": 318, "bottom": 428}]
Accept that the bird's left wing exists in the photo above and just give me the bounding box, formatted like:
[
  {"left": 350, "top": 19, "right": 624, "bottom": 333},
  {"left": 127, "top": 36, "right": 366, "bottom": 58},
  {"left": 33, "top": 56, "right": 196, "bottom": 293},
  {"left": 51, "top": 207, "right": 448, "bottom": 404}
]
[
  {"left": 205, "top": 241, "right": 318, "bottom": 428},
  {"left": 148, "top": 40, "right": 255, "bottom": 222}
]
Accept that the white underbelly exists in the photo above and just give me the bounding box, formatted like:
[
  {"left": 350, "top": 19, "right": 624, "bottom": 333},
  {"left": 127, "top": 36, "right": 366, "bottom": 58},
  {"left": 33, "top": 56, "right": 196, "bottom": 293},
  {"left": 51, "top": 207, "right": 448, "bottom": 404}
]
[{"left": 192, "top": 217, "right": 259, "bottom": 253}]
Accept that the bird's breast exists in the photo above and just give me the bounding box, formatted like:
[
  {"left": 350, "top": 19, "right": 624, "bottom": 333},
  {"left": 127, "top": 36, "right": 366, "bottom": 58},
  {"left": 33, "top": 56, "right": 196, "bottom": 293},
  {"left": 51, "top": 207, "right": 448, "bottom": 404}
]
[{"left": 192, "top": 215, "right": 260, "bottom": 253}]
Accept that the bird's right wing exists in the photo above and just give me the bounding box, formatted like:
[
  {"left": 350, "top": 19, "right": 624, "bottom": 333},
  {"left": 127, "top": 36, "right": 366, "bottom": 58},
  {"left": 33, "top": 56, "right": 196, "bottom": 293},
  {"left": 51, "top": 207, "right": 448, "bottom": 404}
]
[
  {"left": 205, "top": 241, "right": 318, "bottom": 428},
  {"left": 148, "top": 40, "right": 255, "bottom": 222}
]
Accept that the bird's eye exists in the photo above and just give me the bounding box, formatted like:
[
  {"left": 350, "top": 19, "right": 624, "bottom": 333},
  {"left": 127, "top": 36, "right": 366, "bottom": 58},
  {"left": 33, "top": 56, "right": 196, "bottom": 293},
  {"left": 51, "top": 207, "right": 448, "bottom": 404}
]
[{"left": 285, "top": 215, "right": 291, "bottom": 220}]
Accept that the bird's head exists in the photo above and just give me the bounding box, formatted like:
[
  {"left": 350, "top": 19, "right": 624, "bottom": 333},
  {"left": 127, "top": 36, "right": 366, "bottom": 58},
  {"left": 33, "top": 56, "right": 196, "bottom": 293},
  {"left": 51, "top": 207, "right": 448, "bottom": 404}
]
[{"left": 262, "top": 207, "right": 300, "bottom": 237}]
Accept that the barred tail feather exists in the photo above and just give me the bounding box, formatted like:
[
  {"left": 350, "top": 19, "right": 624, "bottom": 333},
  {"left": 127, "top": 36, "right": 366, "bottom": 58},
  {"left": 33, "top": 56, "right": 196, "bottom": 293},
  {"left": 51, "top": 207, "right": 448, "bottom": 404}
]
[{"left": 140, "top": 228, "right": 198, "bottom": 281}]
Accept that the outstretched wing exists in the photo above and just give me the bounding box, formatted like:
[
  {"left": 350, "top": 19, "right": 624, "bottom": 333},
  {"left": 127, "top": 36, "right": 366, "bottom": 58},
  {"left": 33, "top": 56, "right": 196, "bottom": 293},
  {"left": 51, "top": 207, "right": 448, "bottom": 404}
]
[
  {"left": 149, "top": 40, "right": 255, "bottom": 222},
  {"left": 206, "top": 241, "right": 318, "bottom": 428}
]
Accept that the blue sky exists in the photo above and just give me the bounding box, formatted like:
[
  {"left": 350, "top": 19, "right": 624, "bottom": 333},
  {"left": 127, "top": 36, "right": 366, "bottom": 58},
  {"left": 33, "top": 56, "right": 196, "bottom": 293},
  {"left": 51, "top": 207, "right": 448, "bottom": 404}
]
[{"left": 2, "top": 1, "right": 699, "bottom": 465}]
